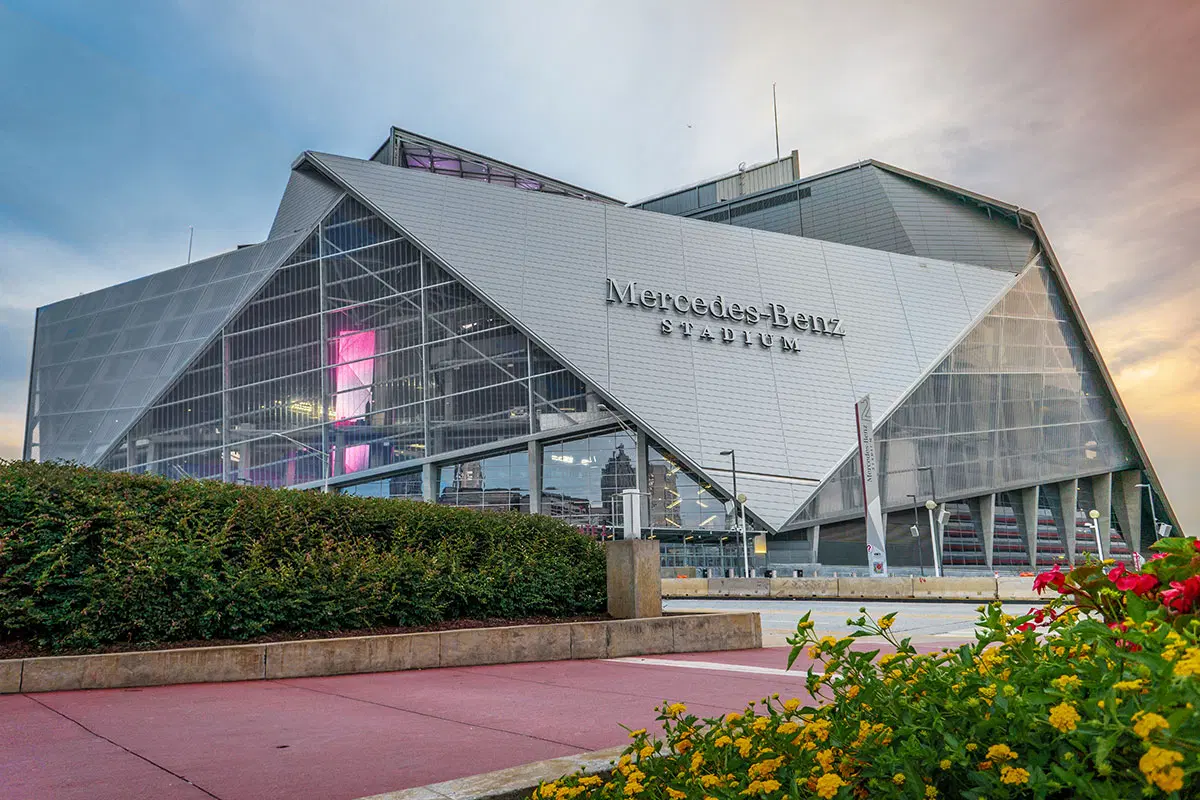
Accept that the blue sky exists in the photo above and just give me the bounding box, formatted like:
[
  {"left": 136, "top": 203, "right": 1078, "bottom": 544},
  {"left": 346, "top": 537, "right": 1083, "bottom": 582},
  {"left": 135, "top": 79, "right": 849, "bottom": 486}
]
[{"left": 1, "top": 0, "right": 1197, "bottom": 532}]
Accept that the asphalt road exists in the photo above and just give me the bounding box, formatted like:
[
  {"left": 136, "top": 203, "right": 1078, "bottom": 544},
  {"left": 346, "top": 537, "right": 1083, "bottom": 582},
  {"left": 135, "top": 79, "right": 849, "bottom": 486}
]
[{"left": 664, "top": 598, "right": 1046, "bottom": 646}]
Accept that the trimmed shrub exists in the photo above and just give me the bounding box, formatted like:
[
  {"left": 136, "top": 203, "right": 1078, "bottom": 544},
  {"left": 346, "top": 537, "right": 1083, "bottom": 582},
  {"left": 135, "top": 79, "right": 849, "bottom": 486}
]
[
  {"left": 541, "top": 538, "right": 1200, "bottom": 798},
  {"left": 0, "top": 460, "right": 606, "bottom": 651}
]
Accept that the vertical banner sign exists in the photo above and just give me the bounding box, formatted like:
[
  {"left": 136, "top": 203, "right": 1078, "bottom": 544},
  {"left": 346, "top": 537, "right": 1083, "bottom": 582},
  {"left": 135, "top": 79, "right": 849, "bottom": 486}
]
[{"left": 855, "top": 395, "right": 888, "bottom": 576}]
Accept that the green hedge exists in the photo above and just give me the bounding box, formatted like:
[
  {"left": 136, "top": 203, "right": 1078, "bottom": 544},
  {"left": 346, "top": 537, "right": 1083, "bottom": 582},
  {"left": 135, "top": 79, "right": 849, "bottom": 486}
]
[{"left": 0, "top": 460, "right": 607, "bottom": 651}]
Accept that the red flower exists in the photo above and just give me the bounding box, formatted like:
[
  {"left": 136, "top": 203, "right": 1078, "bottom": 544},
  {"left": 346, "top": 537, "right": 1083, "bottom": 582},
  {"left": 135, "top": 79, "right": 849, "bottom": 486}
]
[
  {"left": 1161, "top": 575, "right": 1200, "bottom": 613},
  {"left": 1107, "top": 563, "right": 1127, "bottom": 582},
  {"left": 1150, "top": 553, "right": 1169, "bottom": 561},
  {"left": 1115, "top": 573, "right": 1159, "bottom": 597},
  {"left": 1032, "top": 566, "right": 1066, "bottom": 595},
  {"left": 1016, "top": 622, "right": 1035, "bottom": 632}
]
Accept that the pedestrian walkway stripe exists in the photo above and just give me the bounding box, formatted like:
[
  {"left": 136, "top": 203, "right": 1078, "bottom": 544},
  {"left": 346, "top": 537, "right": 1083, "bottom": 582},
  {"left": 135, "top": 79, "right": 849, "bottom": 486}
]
[{"left": 603, "top": 657, "right": 819, "bottom": 678}]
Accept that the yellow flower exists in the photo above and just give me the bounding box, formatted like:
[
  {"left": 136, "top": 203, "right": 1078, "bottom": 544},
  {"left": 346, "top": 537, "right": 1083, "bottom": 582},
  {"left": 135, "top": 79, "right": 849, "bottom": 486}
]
[
  {"left": 667, "top": 790, "right": 686, "bottom": 800},
  {"left": 665, "top": 703, "right": 688, "bottom": 718},
  {"left": 925, "top": 786, "right": 938, "bottom": 799},
  {"left": 879, "top": 616, "right": 894, "bottom": 630},
  {"left": 674, "top": 739, "right": 693, "bottom": 754},
  {"left": 777, "top": 722, "right": 799, "bottom": 735},
  {"left": 939, "top": 759, "right": 951, "bottom": 770},
  {"left": 725, "top": 712, "right": 743, "bottom": 724},
  {"left": 535, "top": 783, "right": 558, "bottom": 799},
  {"left": 691, "top": 751, "right": 704, "bottom": 773},
  {"left": 1048, "top": 702, "right": 1080, "bottom": 733},
  {"left": 797, "top": 619, "right": 815, "bottom": 630},
  {"left": 1174, "top": 647, "right": 1200, "bottom": 678},
  {"left": 979, "top": 685, "right": 997, "bottom": 699},
  {"left": 1000, "top": 766, "right": 1030, "bottom": 785},
  {"left": 966, "top": 743, "right": 978, "bottom": 752},
  {"left": 892, "top": 773, "right": 906, "bottom": 785},
  {"left": 783, "top": 697, "right": 800, "bottom": 713},
  {"left": 628, "top": 728, "right": 646, "bottom": 738},
  {"left": 1132, "top": 711, "right": 1170, "bottom": 739},
  {"left": 1051, "top": 674, "right": 1081, "bottom": 692},
  {"left": 816, "top": 748, "right": 836, "bottom": 772},
  {"left": 714, "top": 736, "right": 732, "bottom": 748},
  {"left": 1112, "top": 679, "right": 1145, "bottom": 692},
  {"left": 736, "top": 737, "right": 753, "bottom": 758},
  {"left": 806, "top": 718, "right": 832, "bottom": 742},
  {"left": 820, "top": 636, "right": 838, "bottom": 647},
  {"left": 618, "top": 755, "right": 632, "bottom": 768},
  {"left": 1096, "top": 700, "right": 1105, "bottom": 709},
  {"left": 986, "top": 744, "right": 1017, "bottom": 762},
  {"left": 815, "top": 773, "right": 845, "bottom": 799},
  {"left": 748, "top": 756, "right": 785, "bottom": 780},
  {"left": 1140, "top": 746, "right": 1185, "bottom": 793},
  {"left": 845, "top": 685, "right": 860, "bottom": 700},
  {"left": 638, "top": 745, "right": 654, "bottom": 758},
  {"left": 978, "top": 761, "right": 993, "bottom": 771},
  {"left": 700, "top": 775, "right": 724, "bottom": 789},
  {"left": 739, "top": 779, "right": 781, "bottom": 796},
  {"left": 623, "top": 782, "right": 643, "bottom": 796}
]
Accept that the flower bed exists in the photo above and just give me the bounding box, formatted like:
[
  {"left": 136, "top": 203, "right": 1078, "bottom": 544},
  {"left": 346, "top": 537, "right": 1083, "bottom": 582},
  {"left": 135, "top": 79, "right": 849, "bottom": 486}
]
[{"left": 540, "top": 538, "right": 1200, "bottom": 798}]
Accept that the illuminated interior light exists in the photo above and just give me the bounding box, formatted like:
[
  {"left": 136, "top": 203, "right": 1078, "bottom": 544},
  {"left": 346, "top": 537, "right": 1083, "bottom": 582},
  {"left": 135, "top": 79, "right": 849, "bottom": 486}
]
[
  {"left": 664, "top": 518, "right": 680, "bottom": 527},
  {"left": 667, "top": 499, "right": 681, "bottom": 509},
  {"left": 700, "top": 515, "right": 717, "bottom": 527}
]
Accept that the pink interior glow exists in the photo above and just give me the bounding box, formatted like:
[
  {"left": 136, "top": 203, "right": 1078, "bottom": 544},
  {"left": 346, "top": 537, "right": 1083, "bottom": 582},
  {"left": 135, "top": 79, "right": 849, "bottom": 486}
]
[
  {"left": 333, "top": 330, "right": 376, "bottom": 425},
  {"left": 343, "top": 443, "right": 370, "bottom": 473}
]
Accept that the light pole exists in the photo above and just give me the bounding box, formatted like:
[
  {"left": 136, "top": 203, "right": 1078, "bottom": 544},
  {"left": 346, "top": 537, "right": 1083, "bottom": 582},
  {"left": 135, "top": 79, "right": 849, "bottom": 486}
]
[
  {"left": 720, "top": 449, "right": 750, "bottom": 577},
  {"left": 271, "top": 432, "right": 331, "bottom": 493},
  {"left": 925, "top": 499, "right": 942, "bottom": 578},
  {"left": 907, "top": 493, "right": 924, "bottom": 577},
  {"left": 1088, "top": 509, "right": 1102, "bottom": 558},
  {"left": 1135, "top": 483, "right": 1160, "bottom": 538}
]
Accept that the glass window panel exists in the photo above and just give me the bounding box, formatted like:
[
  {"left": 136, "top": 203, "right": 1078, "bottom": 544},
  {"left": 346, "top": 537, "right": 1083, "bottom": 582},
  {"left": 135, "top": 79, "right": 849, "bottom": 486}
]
[{"left": 542, "top": 430, "right": 636, "bottom": 532}]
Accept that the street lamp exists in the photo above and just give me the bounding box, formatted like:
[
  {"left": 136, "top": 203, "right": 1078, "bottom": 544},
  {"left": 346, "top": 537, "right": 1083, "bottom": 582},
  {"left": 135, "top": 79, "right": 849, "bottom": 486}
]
[
  {"left": 1088, "top": 509, "right": 1102, "bottom": 558},
  {"left": 1135, "top": 483, "right": 1161, "bottom": 538},
  {"left": 271, "top": 432, "right": 331, "bottom": 493},
  {"left": 907, "top": 493, "right": 924, "bottom": 577},
  {"left": 720, "top": 449, "right": 750, "bottom": 578},
  {"left": 925, "top": 499, "right": 942, "bottom": 578}
]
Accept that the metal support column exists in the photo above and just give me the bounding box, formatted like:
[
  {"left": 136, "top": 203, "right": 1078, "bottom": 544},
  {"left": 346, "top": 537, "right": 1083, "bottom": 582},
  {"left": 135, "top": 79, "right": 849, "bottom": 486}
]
[
  {"left": 1054, "top": 479, "right": 1079, "bottom": 566},
  {"left": 318, "top": 218, "right": 330, "bottom": 487},
  {"left": 220, "top": 331, "right": 230, "bottom": 482},
  {"left": 422, "top": 461, "right": 436, "bottom": 503},
  {"left": 635, "top": 428, "right": 651, "bottom": 529},
  {"left": 1113, "top": 469, "right": 1143, "bottom": 556},
  {"left": 1091, "top": 473, "right": 1114, "bottom": 560},
  {"left": 970, "top": 494, "right": 996, "bottom": 570},
  {"left": 527, "top": 439, "right": 542, "bottom": 514},
  {"left": 809, "top": 524, "right": 821, "bottom": 565},
  {"left": 1018, "top": 486, "right": 1040, "bottom": 569}
]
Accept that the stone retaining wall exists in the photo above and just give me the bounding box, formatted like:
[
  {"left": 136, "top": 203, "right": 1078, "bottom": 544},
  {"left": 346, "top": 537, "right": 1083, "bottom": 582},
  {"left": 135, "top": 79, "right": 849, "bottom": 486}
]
[
  {"left": 663, "top": 576, "right": 1041, "bottom": 602},
  {"left": 1, "top": 612, "right": 761, "bottom": 694}
]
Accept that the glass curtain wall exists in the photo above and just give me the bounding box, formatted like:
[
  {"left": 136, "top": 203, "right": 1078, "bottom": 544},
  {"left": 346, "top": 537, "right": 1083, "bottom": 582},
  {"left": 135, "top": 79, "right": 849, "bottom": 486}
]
[
  {"left": 95, "top": 197, "right": 611, "bottom": 487},
  {"left": 793, "top": 262, "right": 1139, "bottom": 526},
  {"left": 541, "top": 430, "right": 637, "bottom": 535}
]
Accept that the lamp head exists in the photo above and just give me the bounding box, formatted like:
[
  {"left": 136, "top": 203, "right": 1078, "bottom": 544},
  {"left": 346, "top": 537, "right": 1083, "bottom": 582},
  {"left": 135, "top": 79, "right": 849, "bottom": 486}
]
[
  {"left": 1089, "top": 509, "right": 1101, "bottom": 520},
  {"left": 720, "top": 449, "right": 734, "bottom": 456},
  {"left": 925, "top": 499, "right": 937, "bottom": 510},
  {"left": 737, "top": 493, "right": 747, "bottom": 503}
]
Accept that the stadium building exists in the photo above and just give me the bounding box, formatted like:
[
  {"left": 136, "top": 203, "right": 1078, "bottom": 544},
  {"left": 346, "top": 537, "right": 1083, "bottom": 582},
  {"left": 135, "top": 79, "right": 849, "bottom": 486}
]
[{"left": 23, "top": 127, "right": 1182, "bottom": 574}]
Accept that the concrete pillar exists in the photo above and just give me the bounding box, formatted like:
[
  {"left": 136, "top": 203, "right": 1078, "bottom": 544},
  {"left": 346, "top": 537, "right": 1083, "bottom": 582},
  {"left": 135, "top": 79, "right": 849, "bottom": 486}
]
[
  {"left": 969, "top": 494, "right": 996, "bottom": 570},
  {"left": 1052, "top": 479, "right": 1079, "bottom": 566},
  {"left": 527, "top": 440, "right": 542, "bottom": 514},
  {"left": 1091, "top": 473, "right": 1113, "bottom": 559},
  {"left": 606, "top": 539, "right": 662, "bottom": 619},
  {"left": 422, "top": 461, "right": 436, "bottom": 503},
  {"left": 1018, "top": 486, "right": 1040, "bottom": 569},
  {"left": 1112, "top": 470, "right": 1143, "bottom": 555}
]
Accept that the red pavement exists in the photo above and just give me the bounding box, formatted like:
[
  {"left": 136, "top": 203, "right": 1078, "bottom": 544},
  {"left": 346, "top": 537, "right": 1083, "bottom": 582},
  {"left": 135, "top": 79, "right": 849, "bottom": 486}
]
[{"left": 3, "top": 647, "right": 823, "bottom": 800}]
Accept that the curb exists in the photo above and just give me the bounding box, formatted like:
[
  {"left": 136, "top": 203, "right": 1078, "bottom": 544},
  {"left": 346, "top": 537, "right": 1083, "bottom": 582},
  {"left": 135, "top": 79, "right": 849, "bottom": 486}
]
[
  {"left": 1, "top": 612, "right": 761, "bottom": 695},
  {"left": 354, "top": 745, "right": 624, "bottom": 800},
  {"left": 662, "top": 576, "right": 1041, "bottom": 603}
]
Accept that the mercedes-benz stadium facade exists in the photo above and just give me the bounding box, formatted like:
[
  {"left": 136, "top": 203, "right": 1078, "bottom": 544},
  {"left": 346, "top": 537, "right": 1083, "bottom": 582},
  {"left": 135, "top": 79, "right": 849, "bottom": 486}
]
[{"left": 22, "top": 127, "right": 1182, "bottom": 574}]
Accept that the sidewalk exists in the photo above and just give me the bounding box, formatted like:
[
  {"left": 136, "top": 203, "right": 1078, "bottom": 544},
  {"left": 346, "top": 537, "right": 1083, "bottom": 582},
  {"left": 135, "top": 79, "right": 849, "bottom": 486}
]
[{"left": 4, "top": 647, "right": 816, "bottom": 800}]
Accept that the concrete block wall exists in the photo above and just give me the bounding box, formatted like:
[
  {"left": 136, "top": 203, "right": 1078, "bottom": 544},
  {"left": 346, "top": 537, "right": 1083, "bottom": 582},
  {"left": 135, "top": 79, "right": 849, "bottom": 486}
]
[{"left": 663, "top": 575, "right": 1045, "bottom": 602}]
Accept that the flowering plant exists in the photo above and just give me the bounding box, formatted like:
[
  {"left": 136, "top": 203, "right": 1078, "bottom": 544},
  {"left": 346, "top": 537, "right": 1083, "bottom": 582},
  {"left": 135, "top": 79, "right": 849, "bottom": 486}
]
[{"left": 538, "top": 538, "right": 1200, "bottom": 798}]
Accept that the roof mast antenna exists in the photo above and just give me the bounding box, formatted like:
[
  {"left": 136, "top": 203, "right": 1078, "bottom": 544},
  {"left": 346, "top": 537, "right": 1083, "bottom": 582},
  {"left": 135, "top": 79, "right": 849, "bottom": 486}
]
[
  {"left": 187, "top": 226, "right": 194, "bottom": 264},
  {"left": 772, "top": 83, "right": 780, "bottom": 160}
]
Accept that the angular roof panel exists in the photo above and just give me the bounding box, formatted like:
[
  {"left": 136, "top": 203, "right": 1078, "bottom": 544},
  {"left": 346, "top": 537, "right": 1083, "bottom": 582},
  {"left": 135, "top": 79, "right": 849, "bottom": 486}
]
[
  {"left": 30, "top": 230, "right": 308, "bottom": 464},
  {"left": 305, "top": 152, "right": 1019, "bottom": 528}
]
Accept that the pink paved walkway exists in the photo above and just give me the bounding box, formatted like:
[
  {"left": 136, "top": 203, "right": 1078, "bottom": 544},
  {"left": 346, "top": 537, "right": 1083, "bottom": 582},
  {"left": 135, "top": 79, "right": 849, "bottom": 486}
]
[{"left": 3, "top": 647, "right": 821, "bottom": 800}]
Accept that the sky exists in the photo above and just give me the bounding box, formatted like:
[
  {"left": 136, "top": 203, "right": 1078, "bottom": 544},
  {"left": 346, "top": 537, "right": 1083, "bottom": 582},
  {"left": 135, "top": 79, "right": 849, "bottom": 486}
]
[{"left": 0, "top": 0, "right": 1196, "bottom": 533}]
